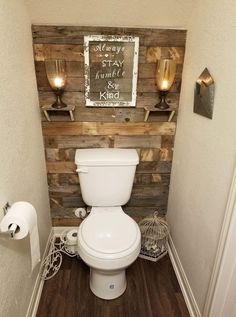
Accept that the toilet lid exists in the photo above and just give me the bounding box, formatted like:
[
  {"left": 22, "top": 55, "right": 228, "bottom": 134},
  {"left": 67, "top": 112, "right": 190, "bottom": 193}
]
[{"left": 81, "top": 210, "right": 139, "bottom": 254}]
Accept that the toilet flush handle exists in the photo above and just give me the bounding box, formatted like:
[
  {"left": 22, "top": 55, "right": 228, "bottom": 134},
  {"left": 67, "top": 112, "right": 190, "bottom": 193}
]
[{"left": 76, "top": 168, "right": 88, "bottom": 173}]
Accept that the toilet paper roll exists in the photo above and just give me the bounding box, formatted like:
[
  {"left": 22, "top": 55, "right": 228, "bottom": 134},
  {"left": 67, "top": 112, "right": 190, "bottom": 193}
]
[
  {"left": 0, "top": 201, "right": 40, "bottom": 271},
  {"left": 64, "top": 229, "right": 78, "bottom": 254},
  {"left": 66, "top": 229, "right": 78, "bottom": 246}
]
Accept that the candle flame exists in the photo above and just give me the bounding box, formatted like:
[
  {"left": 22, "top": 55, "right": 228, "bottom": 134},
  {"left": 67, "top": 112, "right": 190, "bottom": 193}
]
[
  {"left": 54, "top": 77, "right": 64, "bottom": 88},
  {"left": 160, "top": 80, "right": 169, "bottom": 91}
]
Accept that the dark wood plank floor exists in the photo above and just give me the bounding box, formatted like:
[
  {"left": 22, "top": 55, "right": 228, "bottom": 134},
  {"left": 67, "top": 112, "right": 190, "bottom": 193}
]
[{"left": 36, "top": 255, "right": 190, "bottom": 317}]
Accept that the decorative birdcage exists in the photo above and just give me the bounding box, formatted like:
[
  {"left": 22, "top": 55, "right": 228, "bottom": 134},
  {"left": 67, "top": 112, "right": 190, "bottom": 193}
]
[{"left": 139, "top": 211, "right": 169, "bottom": 262}]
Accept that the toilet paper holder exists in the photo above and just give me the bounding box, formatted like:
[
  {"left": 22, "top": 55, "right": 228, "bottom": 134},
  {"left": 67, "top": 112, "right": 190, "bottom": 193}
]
[{"left": 0, "top": 202, "right": 18, "bottom": 238}]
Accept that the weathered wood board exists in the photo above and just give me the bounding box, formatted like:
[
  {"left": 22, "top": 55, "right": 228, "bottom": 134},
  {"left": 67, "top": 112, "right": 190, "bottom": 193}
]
[{"left": 32, "top": 25, "right": 186, "bottom": 226}]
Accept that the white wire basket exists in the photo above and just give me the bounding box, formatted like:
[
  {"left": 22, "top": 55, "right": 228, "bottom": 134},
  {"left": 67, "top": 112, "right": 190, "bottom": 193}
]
[
  {"left": 139, "top": 211, "right": 169, "bottom": 262},
  {"left": 41, "top": 229, "right": 78, "bottom": 280}
]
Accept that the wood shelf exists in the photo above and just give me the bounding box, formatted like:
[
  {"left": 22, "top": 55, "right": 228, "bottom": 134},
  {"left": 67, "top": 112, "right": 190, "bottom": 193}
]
[
  {"left": 144, "top": 106, "right": 176, "bottom": 122},
  {"left": 42, "top": 104, "right": 75, "bottom": 122}
]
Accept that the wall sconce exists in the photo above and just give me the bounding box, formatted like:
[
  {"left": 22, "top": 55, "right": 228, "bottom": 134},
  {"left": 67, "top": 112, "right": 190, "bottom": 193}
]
[
  {"left": 45, "top": 59, "right": 67, "bottom": 109},
  {"left": 155, "top": 59, "right": 176, "bottom": 110},
  {"left": 193, "top": 68, "right": 215, "bottom": 119}
]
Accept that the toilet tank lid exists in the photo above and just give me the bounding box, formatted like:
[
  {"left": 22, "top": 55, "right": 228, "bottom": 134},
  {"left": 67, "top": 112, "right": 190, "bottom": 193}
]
[{"left": 75, "top": 149, "right": 139, "bottom": 166}]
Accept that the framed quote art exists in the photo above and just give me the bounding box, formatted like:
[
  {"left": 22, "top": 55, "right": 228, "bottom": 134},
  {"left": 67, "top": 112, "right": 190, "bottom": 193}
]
[{"left": 84, "top": 35, "right": 139, "bottom": 107}]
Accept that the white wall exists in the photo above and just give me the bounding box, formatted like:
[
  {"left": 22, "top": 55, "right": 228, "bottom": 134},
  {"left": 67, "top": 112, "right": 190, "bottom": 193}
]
[
  {"left": 0, "top": 1, "right": 51, "bottom": 316},
  {"left": 25, "top": 0, "right": 193, "bottom": 27},
  {"left": 167, "top": 0, "right": 236, "bottom": 313}
]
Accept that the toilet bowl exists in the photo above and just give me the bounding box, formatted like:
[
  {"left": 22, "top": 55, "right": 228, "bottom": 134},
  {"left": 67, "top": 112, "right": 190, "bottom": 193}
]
[
  {"left": 75, "top": 148, "right": 141, "bottom": 299},
  {"left": 78, "top": 206, "right": 141, "bottom": 299}
]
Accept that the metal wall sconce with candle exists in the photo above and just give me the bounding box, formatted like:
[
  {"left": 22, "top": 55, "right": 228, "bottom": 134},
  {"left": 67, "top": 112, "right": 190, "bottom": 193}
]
[
  {"left": 144, "top": 59, "right": 177, "bottom": 121},
  {"left": 45, "top": 59, "right": 67, "bottom": 109}
]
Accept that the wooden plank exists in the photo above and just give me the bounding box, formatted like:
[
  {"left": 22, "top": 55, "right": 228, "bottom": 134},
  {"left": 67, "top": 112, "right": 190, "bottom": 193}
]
[
  {"left": 49, "top": 196, "right": 62, "bottom": 209},
  {"left": 35, "top": 61, "right": 84, "bottom": 77},
  {"left": 46, "top": 148, "right": 171, "bottom": 164},
  {"left": 43, "top": 124, "right": 82, "bottom": 136},
  {"left": 138, "top": 63, "right": 156, "bottom": 78},
  {"left": 124, "top": 206, "right": 166, "bottom": 216},
  {"left": 44, "top": 135, "right": 111, "bottom": 148},
  {"left": 114, "top": 135, "right": 162, "bottom": 148},
  {"left": 51, "top": 207, "right": 82, "bottom": 219},
  {"left": 139, "top": 46, "right": 147, "bottom": 63},
  {"left": 41, "top": 107, "right": 117, "bottom": 122},
  {"left": 32, "top": 25, "right": 128, "bottom": 44},
  {"left": 39, "top": 91, "right": 85, "bottom": 107},
  {"left": 52, "top": 218, "right": 82, "bottom": 226},
  {"left": 49, "top": 184, "right": 170, "bottom": 199},
  {"left": 47, "top": 172, "right": 171, "bottom": 187},
  {"left": 45, "top": 148, "right": 76, "bottom": 161},
  {"left": 132, "top": 184, "right": 169, "bottom": 197},
  {"left": 46, "top": 161, "right": 171, "bottom": 174},
  {"left": 49, "top": 185, "right": 80, "bottom": 196},
  {"left": 42, "top": 122, "right": 176, "bottom": 136},
  {"left": 126, "top": 196, "right": 168, "bottom": 207},
  {"left": 134, "top": 173, "right": 170, "bottom": 185},
  {"left": 146, "top": 47, "right": 185, "bottom": 64},
  {"left": 49, "top": 184, "right": 170, "bottom": 210},
  {"left": 34, "top": 44, "right": 84, "bottom": 61},
  {"left": 161, "top": 135, "right": 175, "bottom": 148},
  {"left": 159, "top": 148, "right": 173, "bottom": 161},
  {"left": 32, "top": 25, "right": 187, "bottom": 47},
  {"left": 47, "top": 162, "right": 76, "bottom": 173},
  {"left": 48, "top": 174, "right": 79, "bottom": 186},
  {"left": 140, "top": 148, "right": 160, "bottom": 161},
  {"left": 48, "top": 182, "right": 169, "bottom": 195},
  {"left": 136, "top": 161, "right": 172, "bottom": 174},
  {"left": 113, "top": 108, "right": 144, "bottom": 122},
  {"left": 63, "top": 196, "right": 85, "bottom": 207},
  {"left": 45, "top": 148, "right": 60, "bottom": 161}
]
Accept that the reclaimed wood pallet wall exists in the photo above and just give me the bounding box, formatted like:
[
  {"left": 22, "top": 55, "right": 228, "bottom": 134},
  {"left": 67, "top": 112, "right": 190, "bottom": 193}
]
[{"left": 32, "top": 25, "right": 186, "bottom": 226}]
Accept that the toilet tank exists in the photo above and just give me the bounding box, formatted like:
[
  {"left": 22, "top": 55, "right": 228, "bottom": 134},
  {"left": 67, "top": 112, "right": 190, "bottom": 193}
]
[{"left": 75, "top": 148, "right": 139, "bottom": 206}]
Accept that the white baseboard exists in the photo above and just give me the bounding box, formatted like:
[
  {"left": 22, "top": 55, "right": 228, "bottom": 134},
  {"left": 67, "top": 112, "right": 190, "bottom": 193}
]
[
  {"left": 168, "top": 236, "right": 201, "bottom": 317},
  {"left": 26, "top": 229, "right": 54, "bottom": 317}
]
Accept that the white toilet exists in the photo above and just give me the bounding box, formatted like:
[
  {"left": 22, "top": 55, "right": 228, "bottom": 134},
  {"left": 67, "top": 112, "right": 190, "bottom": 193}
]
[{"left": 75, "top": 148, "right": 141, "bottom": 300}]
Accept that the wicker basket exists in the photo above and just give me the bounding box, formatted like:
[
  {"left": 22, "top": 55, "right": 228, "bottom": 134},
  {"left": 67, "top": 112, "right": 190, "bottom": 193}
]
[{"left": 139, "top": 211, "right": 169, "bottom": 262}]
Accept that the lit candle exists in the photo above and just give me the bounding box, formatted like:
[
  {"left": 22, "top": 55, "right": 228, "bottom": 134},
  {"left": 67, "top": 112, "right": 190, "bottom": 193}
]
[
  {"left": 54, "top": 76, "right": 64, "bottom": 88},
  {"left": 160, "top": 79, "right": 169, "bottom": 91}
]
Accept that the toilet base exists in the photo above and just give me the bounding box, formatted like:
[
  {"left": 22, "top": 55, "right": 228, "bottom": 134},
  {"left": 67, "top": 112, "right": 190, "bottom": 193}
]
[{"left": 90, "top": 268, "right": 126, "bottom": 300}]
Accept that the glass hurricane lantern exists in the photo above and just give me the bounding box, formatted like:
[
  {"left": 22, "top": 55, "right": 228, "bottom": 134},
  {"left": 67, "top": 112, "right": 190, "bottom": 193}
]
[
  {"left": 155, "top": 59, "right": 176, "bottom": 110},
  {"left": 45, "top": 59, "right": 67, "bottom": 109}
]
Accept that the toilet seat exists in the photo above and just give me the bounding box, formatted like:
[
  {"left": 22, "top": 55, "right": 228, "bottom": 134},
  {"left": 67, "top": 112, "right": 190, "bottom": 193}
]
[{"left": 78, "top": 207, "right": 141, "bottom": 260}]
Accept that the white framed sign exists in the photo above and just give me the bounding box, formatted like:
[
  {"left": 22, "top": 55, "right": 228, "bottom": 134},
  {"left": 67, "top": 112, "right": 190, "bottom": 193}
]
[{"left": 84, "top": 35, "right": 139, "bottom": 107}]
